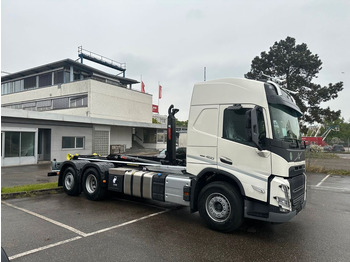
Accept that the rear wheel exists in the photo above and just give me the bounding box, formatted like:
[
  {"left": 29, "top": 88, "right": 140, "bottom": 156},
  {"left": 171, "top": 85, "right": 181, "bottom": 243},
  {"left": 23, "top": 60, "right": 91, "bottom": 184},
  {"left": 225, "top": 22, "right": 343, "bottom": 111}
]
[
  {"left": 198, "top": 181, "right": 243, "bottom": 232},
  {"left": 82, "top": 168, "right": 106, "bottom": 201},
  {"left": 62, "top": 167, "right": 80, "bottom": 196}
]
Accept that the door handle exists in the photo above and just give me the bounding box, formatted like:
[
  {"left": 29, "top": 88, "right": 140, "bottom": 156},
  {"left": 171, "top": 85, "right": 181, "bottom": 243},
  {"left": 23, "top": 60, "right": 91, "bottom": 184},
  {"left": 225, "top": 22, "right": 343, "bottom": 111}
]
[
  {"left": 220, "top": 156, "right": 233, "bottom": 165},
  {"left": 255, "top": 149, "right": 270, "bottom": 158}
]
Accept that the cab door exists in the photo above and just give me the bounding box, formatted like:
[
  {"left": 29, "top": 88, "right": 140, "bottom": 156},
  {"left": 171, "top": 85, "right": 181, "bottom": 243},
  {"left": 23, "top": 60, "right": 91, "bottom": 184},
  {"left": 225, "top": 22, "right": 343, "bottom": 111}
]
[{"left": 217, "top": 104, "right": 271, "bottom": 202}]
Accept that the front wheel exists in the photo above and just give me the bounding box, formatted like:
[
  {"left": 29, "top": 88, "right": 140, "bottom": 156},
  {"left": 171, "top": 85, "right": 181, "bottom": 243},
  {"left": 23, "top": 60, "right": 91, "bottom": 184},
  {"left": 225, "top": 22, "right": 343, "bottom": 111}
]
[
  {"left": 82, "top": 168, "right": 106, "bottom": 201},
  {"left": 198, "top": 181, "right": 243, "bottom": 232}
]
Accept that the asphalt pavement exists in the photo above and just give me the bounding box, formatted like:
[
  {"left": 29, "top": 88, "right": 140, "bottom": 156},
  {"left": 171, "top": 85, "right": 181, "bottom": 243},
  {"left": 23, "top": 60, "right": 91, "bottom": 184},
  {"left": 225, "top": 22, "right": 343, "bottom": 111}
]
[
  {"left": 1, "top": 173, "right": 350, "bottom": 262},
  {"left": 1, "top": 163, "right": 57, "bottom": 187}
]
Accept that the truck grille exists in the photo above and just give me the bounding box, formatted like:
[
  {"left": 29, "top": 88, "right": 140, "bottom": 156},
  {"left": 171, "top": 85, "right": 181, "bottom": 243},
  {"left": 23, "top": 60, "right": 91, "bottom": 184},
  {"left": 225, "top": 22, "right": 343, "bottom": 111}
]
[{"left": 287, "top": 174, "right": 305, "bottom": 211}]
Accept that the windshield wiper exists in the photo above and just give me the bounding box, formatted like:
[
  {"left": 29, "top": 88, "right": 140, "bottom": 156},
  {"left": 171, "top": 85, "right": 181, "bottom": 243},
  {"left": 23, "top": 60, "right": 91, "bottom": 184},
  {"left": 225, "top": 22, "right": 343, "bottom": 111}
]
[{"left": 283, "top": 136, "right": 298, "bottom": 148}]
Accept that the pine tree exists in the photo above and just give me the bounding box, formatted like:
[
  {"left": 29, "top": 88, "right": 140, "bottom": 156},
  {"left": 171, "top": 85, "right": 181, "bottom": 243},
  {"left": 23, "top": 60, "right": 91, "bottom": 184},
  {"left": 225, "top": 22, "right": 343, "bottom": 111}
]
[{"left": 245, "top": 36, "right": 343, "bottom": 132}]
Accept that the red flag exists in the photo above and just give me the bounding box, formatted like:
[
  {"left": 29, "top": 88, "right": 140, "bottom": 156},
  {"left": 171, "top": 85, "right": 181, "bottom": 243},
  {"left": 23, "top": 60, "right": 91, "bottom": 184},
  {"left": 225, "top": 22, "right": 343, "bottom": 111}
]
[
  {"left": 141, "top": 81, "right": 145, "bottom": 93},
  {"left": 159, "top": 85, "right": 162, "bottom": 99}
]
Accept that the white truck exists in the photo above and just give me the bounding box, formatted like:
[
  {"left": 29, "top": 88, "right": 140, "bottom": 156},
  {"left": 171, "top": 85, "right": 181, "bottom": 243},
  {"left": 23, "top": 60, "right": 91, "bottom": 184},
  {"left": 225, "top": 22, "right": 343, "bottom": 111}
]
[{"left": 49, "top": 78, "right": 306, "bottom": 232}]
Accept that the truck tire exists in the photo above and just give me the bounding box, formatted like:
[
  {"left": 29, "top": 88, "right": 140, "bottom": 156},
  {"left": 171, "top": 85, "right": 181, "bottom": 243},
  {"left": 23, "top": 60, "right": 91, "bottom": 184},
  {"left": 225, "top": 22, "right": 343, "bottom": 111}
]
[
  {"left": 62, "top": 167, "right": 80, "bottom": 196},
  {"left": 82, "top": 168, "right": 106, "bottom": 201},
  {"left": 198, "top": 181, "right": 243, "bottom": 232}
]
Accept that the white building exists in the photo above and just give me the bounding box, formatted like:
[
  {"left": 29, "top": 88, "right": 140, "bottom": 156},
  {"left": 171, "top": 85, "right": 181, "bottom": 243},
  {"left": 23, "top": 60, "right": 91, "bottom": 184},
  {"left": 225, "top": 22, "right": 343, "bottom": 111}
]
[{"left": 1, "top": 59, "right": 166, "bottom": 166}]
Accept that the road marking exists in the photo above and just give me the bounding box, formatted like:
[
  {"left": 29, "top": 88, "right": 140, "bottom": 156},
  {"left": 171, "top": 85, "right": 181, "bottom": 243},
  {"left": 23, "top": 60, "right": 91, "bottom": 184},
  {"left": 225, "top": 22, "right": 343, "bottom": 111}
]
[
  {"left": 309, "top": 185, "right": 350, "bottom": 193},
  {"left": 8, "top": 236, "right": 82, "bottom": 260},
  {"left": 85, "top": 210, "right": 169, "bottom": 237},
  {"left": 2, "top": 201, "right": 88, "bottom": 237},
  {"left": 315, "top": 174, "right": 330, "bottom": 187},
  {"left": 3, "top": 201, "right": 170, "bottom": 260}
]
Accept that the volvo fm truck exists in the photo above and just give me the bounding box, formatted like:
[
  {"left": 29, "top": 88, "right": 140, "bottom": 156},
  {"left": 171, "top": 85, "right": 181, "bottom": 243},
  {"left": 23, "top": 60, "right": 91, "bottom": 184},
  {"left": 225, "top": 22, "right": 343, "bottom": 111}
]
[{"left": 49, "top": 78, "right": 306, "bottom": 232}]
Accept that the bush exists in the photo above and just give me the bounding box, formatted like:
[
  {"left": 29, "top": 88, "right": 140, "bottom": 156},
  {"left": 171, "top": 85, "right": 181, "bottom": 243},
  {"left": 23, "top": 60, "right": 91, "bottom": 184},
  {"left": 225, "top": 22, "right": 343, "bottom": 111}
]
[{"left": 310, "top": 144, "right": 323, "bottom": 153}]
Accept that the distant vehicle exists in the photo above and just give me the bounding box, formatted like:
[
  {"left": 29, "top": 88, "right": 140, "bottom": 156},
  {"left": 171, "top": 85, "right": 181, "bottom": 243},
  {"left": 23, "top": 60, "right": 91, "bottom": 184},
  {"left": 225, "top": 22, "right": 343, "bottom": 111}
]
[
  {"left": 332, "top": 145, "right": 345, "bottom": 152},
  {"left": 323, "top": 145, "right": 332, "bottom": 152},
  {"left": 157, "top": 147, "right": 186, "bottom": 160},
  {"left": 157, "top": 148, "right": 167, "bottom": 158}
]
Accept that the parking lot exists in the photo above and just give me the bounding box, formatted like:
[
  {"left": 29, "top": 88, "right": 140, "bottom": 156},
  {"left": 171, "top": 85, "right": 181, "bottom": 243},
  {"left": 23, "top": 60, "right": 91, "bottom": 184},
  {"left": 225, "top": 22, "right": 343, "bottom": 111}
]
[{"left": 2, "top": 173, "right": 350, "bottom": 262}]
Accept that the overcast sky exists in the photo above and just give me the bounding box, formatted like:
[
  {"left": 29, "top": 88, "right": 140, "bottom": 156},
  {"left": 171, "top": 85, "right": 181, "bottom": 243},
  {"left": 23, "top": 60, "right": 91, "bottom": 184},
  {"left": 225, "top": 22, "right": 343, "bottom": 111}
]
[{"left": 1, "top": 0, "right": 350, "bottom": 121}]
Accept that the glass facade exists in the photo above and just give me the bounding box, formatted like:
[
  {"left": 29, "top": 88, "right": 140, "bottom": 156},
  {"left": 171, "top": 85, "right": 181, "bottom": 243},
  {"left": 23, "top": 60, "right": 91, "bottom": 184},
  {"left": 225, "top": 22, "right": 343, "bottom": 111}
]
[
  {"left": 3, "top": 95, "right": 88, "bottom": 112},
  {"left": 1, "top": 70, "right": 66, "bottom": 95},
  {"left": 4, "top": 131, "right": 35, "bottom": 157}
]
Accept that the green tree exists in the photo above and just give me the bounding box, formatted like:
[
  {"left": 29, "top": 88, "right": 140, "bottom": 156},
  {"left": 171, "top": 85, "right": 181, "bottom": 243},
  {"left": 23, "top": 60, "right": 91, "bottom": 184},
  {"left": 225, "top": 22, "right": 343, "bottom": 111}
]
[
  {"left": 245, "top": 36, "right": 343, "bottom": 132},
  {"left": 176, "top": 119, "right": 188, "bottom": 127},
  {"left": 152, "top": 118, "right": 161, "bottom": 124}
]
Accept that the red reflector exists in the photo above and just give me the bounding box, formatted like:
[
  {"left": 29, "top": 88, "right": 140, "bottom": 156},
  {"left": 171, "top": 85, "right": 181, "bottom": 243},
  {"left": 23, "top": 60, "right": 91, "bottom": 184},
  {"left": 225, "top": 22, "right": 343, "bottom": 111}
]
[{"left": 168, "top": 128, "right": 171, "bottom": 140}]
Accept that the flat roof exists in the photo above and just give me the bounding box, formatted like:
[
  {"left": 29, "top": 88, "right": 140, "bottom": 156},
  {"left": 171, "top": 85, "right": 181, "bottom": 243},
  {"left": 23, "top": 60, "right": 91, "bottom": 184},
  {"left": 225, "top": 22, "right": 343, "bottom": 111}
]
[
  {"left": 1, "top": 59, "right": 139, "bottom": 86},
  {"left": 1, "top": 108, "right": 166, "bottom": 129}
]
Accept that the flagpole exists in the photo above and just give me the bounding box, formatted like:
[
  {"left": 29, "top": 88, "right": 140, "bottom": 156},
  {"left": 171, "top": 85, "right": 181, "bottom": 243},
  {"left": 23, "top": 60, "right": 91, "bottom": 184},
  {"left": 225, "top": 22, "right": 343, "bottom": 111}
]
[{"left": 158, "top": 81, "right": 160, "bottom": 114}]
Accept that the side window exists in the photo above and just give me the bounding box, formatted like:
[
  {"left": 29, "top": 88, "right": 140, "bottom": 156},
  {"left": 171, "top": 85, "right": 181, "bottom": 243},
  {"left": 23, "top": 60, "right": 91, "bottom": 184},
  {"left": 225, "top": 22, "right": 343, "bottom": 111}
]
[{"left": 223, "top": 108, "right": 253, "bottom": 146}]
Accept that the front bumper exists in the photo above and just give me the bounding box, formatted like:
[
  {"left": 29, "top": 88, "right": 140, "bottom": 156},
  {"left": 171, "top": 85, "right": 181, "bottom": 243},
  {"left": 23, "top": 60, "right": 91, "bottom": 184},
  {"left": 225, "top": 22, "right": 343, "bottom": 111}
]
[{"left": 244, "top": 198, "right": 306, "bottom": 223}]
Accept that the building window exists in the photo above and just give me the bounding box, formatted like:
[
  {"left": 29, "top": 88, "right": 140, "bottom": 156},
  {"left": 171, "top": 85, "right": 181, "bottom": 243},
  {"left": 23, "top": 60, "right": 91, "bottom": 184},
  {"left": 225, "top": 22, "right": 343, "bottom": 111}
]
[
  {"left": 157, "top": 131, "right": 166, "bottom": 143},
  {"left": 54, "top": 71, "right": 64, "bottom": 85},
  {"left": 70, "top": 95, "right": 88, "bottom": 108},
  {"left": 4, "top": 131, "right": 35, "bottom": 157},
  {"left": 37, "top": 100, "right": 52, "bottom": 111},
  {"left": 62, "top": 136, "right": 85, "bottom": 149},
  {"left": 24, "top": 76, "right": 37, "bottom": 90},
  {"left": 5, "top": 132, "right": 20, "bottom": 157},
  {"left": 143, "top": 129, "right": 156, "bottom": 143},
  {"left": 39, "top": 73, "right": 52, "bottom": 87},
  {"left": 21, "top": 132, "right": 35, "bottom": 156},
  {"left": 14, "top": 80, "right": 24, "bottom": 93},
  {"left": 53, "top": 97, "right": 69, "bottom": 109}
]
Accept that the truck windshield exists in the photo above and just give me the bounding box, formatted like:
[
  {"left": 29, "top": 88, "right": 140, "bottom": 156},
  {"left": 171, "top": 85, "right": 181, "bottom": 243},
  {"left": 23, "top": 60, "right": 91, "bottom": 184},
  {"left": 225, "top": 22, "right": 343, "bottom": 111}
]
[{"left": 269, "top": 104, "right": 301, "bottom": 142}]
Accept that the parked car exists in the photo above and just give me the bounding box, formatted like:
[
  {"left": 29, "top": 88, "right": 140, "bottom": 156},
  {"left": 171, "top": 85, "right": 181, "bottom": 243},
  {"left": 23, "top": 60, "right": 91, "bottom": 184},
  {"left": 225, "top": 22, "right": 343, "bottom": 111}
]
[
  {"left": 323, "top": 145, "right": 333, "bottom": 152},
  {"left": 332, "top": 145, "right": 345, "bottom": 152},
  {"left": 157, "top": 147, "right": 187, "bottom": 159},
  {"left": 157, "top": 148, "right": 167, "bottom": 158}
]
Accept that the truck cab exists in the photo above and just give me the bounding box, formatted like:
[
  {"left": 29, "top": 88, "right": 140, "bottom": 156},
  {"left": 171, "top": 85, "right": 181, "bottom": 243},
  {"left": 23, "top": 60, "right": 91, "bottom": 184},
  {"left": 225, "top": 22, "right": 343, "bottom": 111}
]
[{"left": 187, "top": 78, "right": 306, "bottom": 229}]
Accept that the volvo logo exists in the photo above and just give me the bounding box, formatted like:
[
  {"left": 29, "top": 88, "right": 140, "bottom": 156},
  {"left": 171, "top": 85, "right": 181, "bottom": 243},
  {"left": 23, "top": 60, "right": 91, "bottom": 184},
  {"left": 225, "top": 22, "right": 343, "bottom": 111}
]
[{"left": 294, "top": 152, "right": 303, "bottom": 161}]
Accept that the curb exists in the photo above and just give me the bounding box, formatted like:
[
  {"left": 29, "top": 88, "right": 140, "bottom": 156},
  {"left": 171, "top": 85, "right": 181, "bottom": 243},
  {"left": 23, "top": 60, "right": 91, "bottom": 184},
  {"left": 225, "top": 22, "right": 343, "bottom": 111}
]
[{"left": 1, "top": 187, "right": 63, "bottom": 200}]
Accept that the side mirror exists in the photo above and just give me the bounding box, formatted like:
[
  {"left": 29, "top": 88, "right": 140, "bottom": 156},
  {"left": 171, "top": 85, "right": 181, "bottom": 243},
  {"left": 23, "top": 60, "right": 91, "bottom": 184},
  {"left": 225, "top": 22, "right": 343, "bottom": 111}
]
[{"left": 251, "top": 106, "right": 263, "bottom": 150}]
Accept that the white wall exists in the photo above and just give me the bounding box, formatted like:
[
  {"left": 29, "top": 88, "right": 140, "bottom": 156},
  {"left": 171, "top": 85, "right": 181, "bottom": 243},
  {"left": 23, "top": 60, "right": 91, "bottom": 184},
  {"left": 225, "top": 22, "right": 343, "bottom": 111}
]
[
  {"left": 2, "top": 79, "right": 153, "bottom": 123},
  {"left": 52, "top": 126, "right": 93, "bottom": 161},
  {"left": 110, "top": 126, "right": 132, "bottom": 149},
  {"left": 1, "top": 80, "right": 89, "bottom": 104},
  {"left": 89, "top": 80, "right": 152, "bottom": 123},
  {"left": 1, "top": 122, "right": 93, "bottom": 164}
]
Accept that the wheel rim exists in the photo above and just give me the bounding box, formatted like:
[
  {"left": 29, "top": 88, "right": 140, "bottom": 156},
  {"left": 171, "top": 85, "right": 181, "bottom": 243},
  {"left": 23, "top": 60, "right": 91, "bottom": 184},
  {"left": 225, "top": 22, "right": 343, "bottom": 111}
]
[
  {"left": 205, "top": 193, "right": 231, "bottom": 223},
  {"left": 64, "top": 173, "right": 74, "bottom": 190},
  {"left": 85, "top": 174, "right": 98, "bottom": 194}
]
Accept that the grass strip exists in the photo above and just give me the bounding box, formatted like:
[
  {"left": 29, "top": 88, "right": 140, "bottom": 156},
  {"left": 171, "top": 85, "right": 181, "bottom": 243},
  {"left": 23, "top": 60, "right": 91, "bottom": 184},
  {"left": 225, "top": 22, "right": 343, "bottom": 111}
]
[
  {"left": 1, "top": 182, "right": 58, "bottom": 194},
  {"left": 306, "top": 152, "right": 340, "bottom": 159},
  {"left": 306, "top": 166, "right": 350, "bottom": 176}
]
